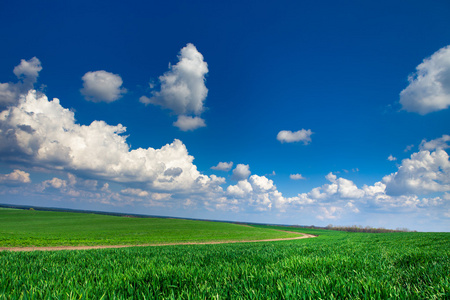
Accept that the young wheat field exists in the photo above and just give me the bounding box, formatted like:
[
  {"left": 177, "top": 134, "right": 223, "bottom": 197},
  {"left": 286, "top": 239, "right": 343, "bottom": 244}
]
[{"left": 0, "top": 209, "right": 449, "bottom": 299}]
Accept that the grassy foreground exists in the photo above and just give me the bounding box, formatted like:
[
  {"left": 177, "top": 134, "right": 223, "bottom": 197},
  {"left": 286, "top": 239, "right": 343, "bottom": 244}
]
[
  {"left": 0, "top": 231, "right": 448, "bottom": 299},
  {"left": 0, "top": 209, "right": 298, "bottom": 247},
  {"left": 0, "top": 219, "right": 449, "bottom": 298}
]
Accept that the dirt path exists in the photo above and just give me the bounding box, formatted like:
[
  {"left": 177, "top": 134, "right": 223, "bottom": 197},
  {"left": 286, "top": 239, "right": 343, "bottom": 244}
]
[{"left": 0, "top": 231, "right": 316, "bottom": 252}]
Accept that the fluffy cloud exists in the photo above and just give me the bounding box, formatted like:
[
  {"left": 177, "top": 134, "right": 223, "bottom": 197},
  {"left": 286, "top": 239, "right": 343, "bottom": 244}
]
[
  {"left": 290, "top": 173, "right": 305, "bottom": 180},
  {"left": 400, "top": 45, "right": 450, "bottom": 114},
  {"left": 383, "top": 148, "right": 450, "bottom": 196},
  {"left": 140, "top": 43, "right": 208, "bottom": 130},
  {"left": 226, "top": 175, "right": 282, "bottom": 211},
  {"left": 0, "top": 169, "right": 31, "bottom": 185},
  {"left": 231, "top": 164, "right": 251, "bottom": 181},
  {"left": 42, "top": 177, "right": 67, "bottom": 189},
  {"left": 226, "top": 179, "right": 253, "bottom": 198},
  {"left": 277, "top": 129, "right": 313, "bottom": 144},
  {"left": 81, "top": 70, "right": 126, "bottom": 103},
  {"left": 173, "top": 115, "right": 206, "bottom": 131},
  {"left": 0, "top": 57, "right": 42, "bottom": 109},
  {"left": 299, "top": 172, "right": 365, "bottom": 202},
  {"left": 0, "top": 90, "right": 218, "bottom": 193},
  {"left": 211, "top": 161, "right": 233, "bottom": 171}
]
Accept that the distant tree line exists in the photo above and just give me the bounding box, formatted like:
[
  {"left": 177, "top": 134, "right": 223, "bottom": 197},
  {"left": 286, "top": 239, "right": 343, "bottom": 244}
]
[{"left": 325, "top": 224, "right": 416, "bottom": 233}]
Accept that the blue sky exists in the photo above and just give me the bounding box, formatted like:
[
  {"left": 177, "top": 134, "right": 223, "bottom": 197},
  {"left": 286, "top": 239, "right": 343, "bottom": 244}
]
[{"left": 0, "top": 0, "right": 449, "bottom": 231}]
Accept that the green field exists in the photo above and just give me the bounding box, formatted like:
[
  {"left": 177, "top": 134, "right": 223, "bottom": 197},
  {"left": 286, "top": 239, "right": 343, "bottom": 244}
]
[
  {"left": 0, "top": 209, "right": 299, "bottom": 247},
  {"left": 0, "top": 210, "right": 449, "bottom": 299}
]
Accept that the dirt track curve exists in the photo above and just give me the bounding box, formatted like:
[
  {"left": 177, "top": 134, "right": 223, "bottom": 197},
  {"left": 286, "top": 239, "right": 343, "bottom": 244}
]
[{"left": 0, "top": 231, "right": 316, "bottom": 252}]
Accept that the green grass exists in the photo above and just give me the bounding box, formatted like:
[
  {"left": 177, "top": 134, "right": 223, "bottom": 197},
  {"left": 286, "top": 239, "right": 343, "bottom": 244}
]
[
  {"left": 0, "top": 227, "right": 448, "bottom": 299},
  {"left": 1, "top": 210, "right": 448, "bottom": 299},
  {"left": 0, "top": 209, "right": 299, "bottom": 247}
]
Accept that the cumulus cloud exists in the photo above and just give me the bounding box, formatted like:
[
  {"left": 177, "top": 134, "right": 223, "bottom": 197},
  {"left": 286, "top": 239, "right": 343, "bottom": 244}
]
[
  {"left": 173, "top": 115, "right": 206, "bottom": 131},
  {"left": 383, "top": 148, "right": 450, "bottom": 196},
  {"left": 290, "top": 173, "right": 306, "bottom": 180},
  {"left": 42, "top": 177, "right": 67, "bottom": 189},
  {"left": 231, "top": 164, "right": 251, "bottom": 181},
  {"left": 388, "top": 155, "right": 397, "bottom": 161},
  {"left": 226, "top": 179, "right": 253, "bottom": 198},
  {"left": 0, "top": 90, "right": 219, "bottom": 194},
  {"left": 0, "top": 57, "right": 42, "bottom": 109},
  {"left": 140, "top": 43, "right": 208, "bottom": 130},
  {"left": 211, "top": 162, "right": 233, "bottom": 171},
  {"left": 81, "top": 70, "right": 126, "bottom": 103},
  {"left": 0, "top": 169, "right": 31, "bottom": 185},
  {"left": 226, "top": 175, "right": 284, "bottom": 211},
  {"left": 277, "top": 129, "right": 313, "bottom": 144},
  {"left": 14, "top": 57, "right": 42, "bottom": 84},
  {"left": 400, "top": 45, "right": 450, "bottom": 114}
]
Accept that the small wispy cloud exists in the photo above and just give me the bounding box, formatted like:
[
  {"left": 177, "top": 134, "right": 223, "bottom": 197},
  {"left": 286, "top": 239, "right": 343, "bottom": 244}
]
[
  {"left": 388, "top": 155, "right": 397, "bottom": 161},
  {"left": 211, "top": 162, "right": 233, "bottom": 171},
  {"left": 290, "top": 174, "right": 306, "bottom": 180}
]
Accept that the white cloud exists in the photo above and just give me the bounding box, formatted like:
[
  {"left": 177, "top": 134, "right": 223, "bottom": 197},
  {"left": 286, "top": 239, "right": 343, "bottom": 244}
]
[
  {"left": 211, "top": 161, "right": 233, "bottom": 171},
  {"left": 277, "top": 129, "right": 313, "bottom": 144},
  {"left": 400, "top": 45, "right": 450, "bottom": 114},
  {"left": 225, "top": 175, "right": 282, "bottom": 211},
  {"left": 419, "top": 135, "right": 450, "bottom": 151},
  {"left": 325, "top": 172, "right": 337, "bottom": 182},
  {"left": 120, "top": 188, "right": 149, "bottom": 197},
  {"left": 290, "top": 173, "right": 305, "bottom": 180},
  {"left": 388, "top": 155, "right": 397, "bottom": 161},
  {"left": 81, "top": 70, "right": 126, "bottom": 103},
  {"left": 337, "top": 177, "right": 365, "bottom": 198},
  {"left": 0, "top": 57, "right": 42, "bottom": 109},
  {"left": 173, "top": 115, "right": 206, "bottom": 131},
  {"left": 226, "top": 179, "right": 253, "bottom": 198},
  {"left": 383, "top": 148, "right": 450, "bottom": 196},
  {"left": 43, "top": 177, "right": 67, "bottom": 189},
  {"left": 13, "top": 57, "right": 42, "bottom": 82},
  {"left": 231, "top": 164, "right": 251, "bottom": 181},
  {"left": 140, "top": 43, "right": 208, "bottom": 131},
  {"left": 303, "top": 172, "right": 365, "bottom": 201},
  {"left": 0, "top": 169, "right": 31, "bottom": 185},
  {"left": 249, "top": 175, "right": 275, "bottom": 193},
  {"left": 0, "top": 90, "right": 219, "bottom": 194}
]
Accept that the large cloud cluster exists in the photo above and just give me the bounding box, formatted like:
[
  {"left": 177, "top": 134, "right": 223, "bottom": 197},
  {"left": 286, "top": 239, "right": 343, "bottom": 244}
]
[
  {"left": 0, "top": 90, "right": 218, "bottom": 193},
  {"left": 140, "top": 43, "right": 208, "bottom": 131}
]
